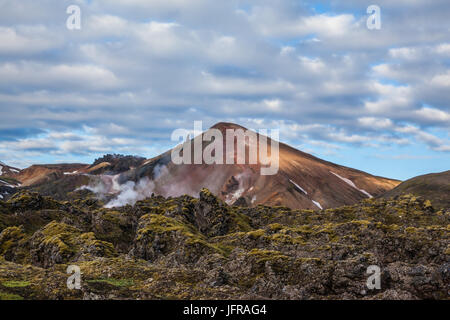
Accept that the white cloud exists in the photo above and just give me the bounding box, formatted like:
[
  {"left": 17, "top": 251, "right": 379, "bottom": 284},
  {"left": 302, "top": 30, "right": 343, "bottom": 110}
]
[
  {"left": 0, "top": 26, "right": 61, "bottom": 54},
  {"left": 0, "top": 0, "right": 449, "bottom": 174},
  {"left": 389, "top": 47, "right": 420, "bottom": 60},
  {"left": 364, "top": 82, "right": 413, "bottom": 114},
  {"left": 431, "top": 71, "right": 450, "bottom": 87},
  {"left": 263, "top": 99, "right": 283, "bottom": 111},
  {"left": 245, "top": 4, "right": 356, "bottom": 39},
  {"left": 86, "top": 14, "right": 129, "bottom": 37},
  {"left": 395, "top": 125, "right": 450, "bottom": 151},
  {"left": 435, "top": 43, "right": 450, "bottom": 55},
  {"left": 415, "top": 107, "right": 450, "bottom": 123},
  {"left": 0, "top": 62, "right": 121, "bottom": 91},
  {"left": 358, "top": 117, "right": 393, "bottom": 129}
]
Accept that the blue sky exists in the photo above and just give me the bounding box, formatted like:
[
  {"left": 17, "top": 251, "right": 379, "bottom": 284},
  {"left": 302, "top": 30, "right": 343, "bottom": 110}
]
[{"left": 0, "top": 0, "right": 449, "bottom": 180}]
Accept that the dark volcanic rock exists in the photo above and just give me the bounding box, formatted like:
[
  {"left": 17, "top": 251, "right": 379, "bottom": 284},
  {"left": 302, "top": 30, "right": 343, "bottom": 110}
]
[{"left": 0, "top": 191, "right": 448, "bottom": 300}]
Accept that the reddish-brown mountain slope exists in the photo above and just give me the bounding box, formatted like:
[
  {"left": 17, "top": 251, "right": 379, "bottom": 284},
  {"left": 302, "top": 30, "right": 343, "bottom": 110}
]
[
  {"left": 127, "top": 122, "right": 400, "bottom": 210},
  {"left": 15, "top": 164, "right": 89, "bottom": 187}
]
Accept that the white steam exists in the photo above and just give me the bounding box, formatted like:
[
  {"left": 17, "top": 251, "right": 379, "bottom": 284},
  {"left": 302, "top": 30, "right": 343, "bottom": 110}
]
[
  {"left": 104, "top": 177, "right": 155, "bottom": 208},
  {"left": 76, "top": 164, "right": 191, "bottom": 208}
]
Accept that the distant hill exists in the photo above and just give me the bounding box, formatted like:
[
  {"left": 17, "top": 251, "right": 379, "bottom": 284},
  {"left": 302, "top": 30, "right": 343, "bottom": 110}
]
[
  {"left": 88, "top": 154, "right": 146, "bottom": 175},
  {"left": 15, "top": 164, "right": 88, "bottom": 187},
  {"left": 0, "top": 162, "right": 22, "bottom": 199},
  {"left": 0, "top": 162, "right": 21, "bottom": 178},
  {"left": 381, "top": 170, "right": 450, "bottom": 209}
]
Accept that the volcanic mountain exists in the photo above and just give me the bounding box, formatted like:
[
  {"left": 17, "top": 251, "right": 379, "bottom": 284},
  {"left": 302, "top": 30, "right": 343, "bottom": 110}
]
[
  {"left": 116, "top": 122, "right": 400, "bottom": 210},
  {"left": 1, "top": 123, "right": 401, "bottom": 209}
]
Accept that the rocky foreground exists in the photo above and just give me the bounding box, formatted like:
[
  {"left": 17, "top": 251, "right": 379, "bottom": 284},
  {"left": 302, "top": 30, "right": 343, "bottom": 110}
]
[{"left": 0, "top": 190, "right": 448, "bottom": 300}]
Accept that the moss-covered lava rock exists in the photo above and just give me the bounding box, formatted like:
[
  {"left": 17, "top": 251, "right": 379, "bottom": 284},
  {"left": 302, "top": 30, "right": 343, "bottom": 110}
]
[{"left": 0, "top": 191, "right": 448, "bottom": 300}]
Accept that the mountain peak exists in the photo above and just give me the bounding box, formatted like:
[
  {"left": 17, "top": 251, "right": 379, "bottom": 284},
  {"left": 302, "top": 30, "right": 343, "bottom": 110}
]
[{"left": 210, "top": 122, "right": 248, "bottom": 131}]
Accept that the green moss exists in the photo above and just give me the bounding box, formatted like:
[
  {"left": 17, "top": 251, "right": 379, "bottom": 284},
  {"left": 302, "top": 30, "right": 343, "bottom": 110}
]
[
  {"left": 292, "top": 236, "right": 308, "bottom": 245},
  {"left": 136, "top": 214, "right": 229, "bottom": 259},
  {"left": 87, "top": 278, "right": 134, "bottom": 287},
  {"left": 0, "top": 291, "right": 24, "bottom": 300},
  {"left": 405, "top": 227, "right": 417, "bottom": 234},
  {"left": 137, "top": 214, "right": 197, "bottom": 240},
  {"left": 247, "top": 229, "right": 265, "bottom": 239},
  {"left": 74, "top": 258, "right": 155, "bottom": 282},
  {"left": 268, "top": 223, "right": 283, "bottom": 231},
  {"left": 39, "top": 221, "right": 80, "bottom": 256},
  {"left": 248, "top": 249, "right": 289, "bottom": 263},
  {"left": 0, "top": 226, "right": 26, "bottom": 254},
  {"left": 349, "top": 220, "right": 371, "bottom": 226},
  {"left": 208, "top": 242, "right": 234, "bottom": 257},
  {"left": 375, "top": 223, "right": 400, "bottom": 232},
  {"left": 291, "top": 225, "right": 314, "bottom": 234},
  {"left": 101, "top": 210, "right": 122, "bottom": 224},
  {"left": 0, "top": 184, "right": 448, "bottom": 300},
  {"left": 32, "top": 221, "right": 117, "bottom": 266},
  {"left": 2, "top": 280, "right": 31, "bottom": 288},
  {"left": 238, "top": 274, "right": 263, "bottom": 289},
  {"left": 296, "top": 257, "right": 322, "bottom": 263},
  {"left": 265, "top": 233, "right": 291, "bottom": 244},
  {"left": 7, "top": 192, "right": 60, "bottom": 210},
  {"left": 263, "top": 232, "right": 307, "bottom": 245},
  {"left": 79, "top": 232, "right": 117, "bottom": 257},
  {"left": 229, "top": 211, "right": 252, "bottom": 232}
]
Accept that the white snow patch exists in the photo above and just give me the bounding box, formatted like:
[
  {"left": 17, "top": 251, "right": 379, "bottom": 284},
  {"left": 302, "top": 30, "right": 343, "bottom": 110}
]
[
  {"left": 330, "top": 171, "right": 356, "bottom": 188},
  {"left": 10, "top": 169, "right": 19, "bottom": 173},
  {"left": 0, "top": 166, "right": 3, "bottom": 175},
  {"left": 312, "top": 200, "right": 323, "bottom": 210},
  {"left": 289, "top": 179, "right": 308, "bottom": 195},
  {"left": 251, "top": 195, "right": 257, "bottom": 204},
  {"left": 330, "top": 172, "right": 373, "bottom": 198},
  {"left": 64, "top": 170, "right": 79, "bottom": 175},
  {"left": 0, "top": 179, "right": 16, "bottom": 188},
  {"left": 143, "top": 159, "right": 154, "bottom": 165},
  {"left": 0, "top": 194, "right": 3, "bottom": 199},
  {"left": 358, "top": 189, "right": 373, "bottom": 198}
]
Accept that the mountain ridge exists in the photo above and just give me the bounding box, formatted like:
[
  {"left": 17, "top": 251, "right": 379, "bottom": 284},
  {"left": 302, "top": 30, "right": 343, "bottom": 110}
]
[{"left": 0, "top": 122, "right": 403, "bottom": 209}]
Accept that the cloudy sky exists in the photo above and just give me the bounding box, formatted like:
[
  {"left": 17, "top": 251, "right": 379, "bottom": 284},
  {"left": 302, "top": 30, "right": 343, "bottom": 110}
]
[{"left": 0, "top": 0, "right": 449, "bottom": 180}]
